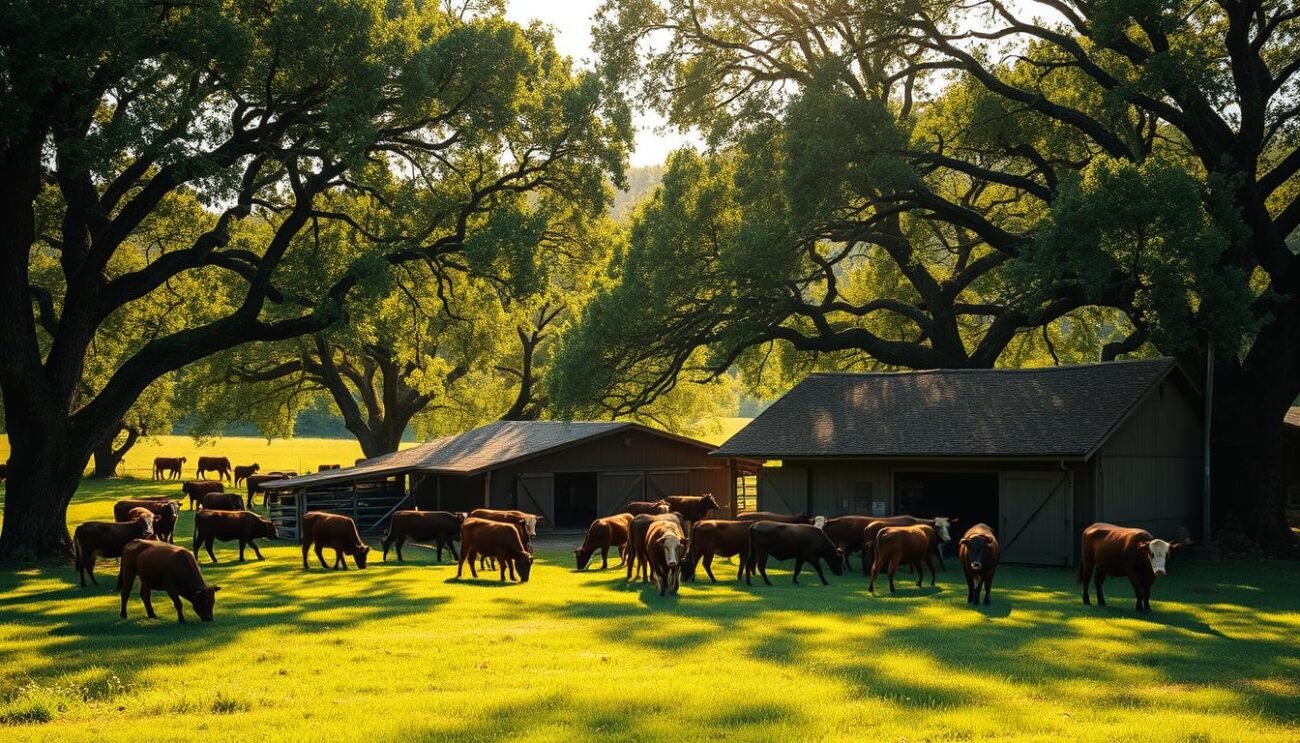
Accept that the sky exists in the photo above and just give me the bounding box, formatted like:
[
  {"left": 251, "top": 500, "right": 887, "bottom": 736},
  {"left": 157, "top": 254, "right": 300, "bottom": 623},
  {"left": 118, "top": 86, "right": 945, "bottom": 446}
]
[{"left": 504, "top": 0, "right": 696, "bottom": 167}]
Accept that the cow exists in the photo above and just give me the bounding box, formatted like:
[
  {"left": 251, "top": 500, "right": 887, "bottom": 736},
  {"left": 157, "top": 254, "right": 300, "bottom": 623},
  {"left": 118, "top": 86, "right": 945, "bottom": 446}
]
[
  {"left": 118, "top": 540, "right": 220, "bottom": 622},
  {"left": 196, "top": 456, "right": 232, "bottom": 482},
  {"left": 181, "top": 480, "right": 224, "bottom": 510},
  {"left": 735, "top": 511, "right": 815, "bottom": 524},
  {"left": 868, "top": 524, "right": 940, "bottom": 594},
  {"left": 823, "top": 515, "right": 881, "bottom": 571},
  {"left": 382, "top": 510, "right": 465, "bottom": 562},
  {"left": 575, "top": 514, "right": 633, "bottom": 570},
  {"left": 959, "top": 523, "right": 1000, "bottom": 605},
  {"left": 1079, "top": 522, "right": 1181, "bottom": 614},
  {"left": 645, "top": 519, "right": 687, "bottom": 596},
  {"left": 233, "top": 463, "right": 260, "bottom": 486},
  {"left": 302, "top": 511, "right": 371, "bottom": 570},
  {"left": 113, "top": 499, "right": 181, "bottom": 543},
  {"left": 456, "top": 518, "right": 534, "bottom": 583},
  {"left": 153, "top": 456, "right": 186, "bottom": 480},
  {"left": 682, "top": 519, "right": 752, "bottom": 583},
  {"left": 861, "top": 515, "right": 954, "bottom": 574},
  {"left": 72, "top": 516, "right": 154, "bottom": 586},
  {"left": 467, "top": 509, "right": 541, "bottom": 553},
  {"left": 625, "top": 500, "right": 670, "bottom": 516},
  {"left": 247, "top": 473, "right": 288, "bottom": 507},
  {"left": 193, "top": 509, "right": 278, "bottom": 563},
  {"left": 626, "top": 512, "right": 686, "bottom": 583},
  {"left": 663, "top": 494, "right": 721, "bottom": 532},
  {"left": 746, "top": 521, "right": 845, "bottom": 586},
  {"left": 199, "top": 492, "right": 246, "bottom": 512},
  {"left": 123, "top": 507, "right": 159, "bottom": 537}
]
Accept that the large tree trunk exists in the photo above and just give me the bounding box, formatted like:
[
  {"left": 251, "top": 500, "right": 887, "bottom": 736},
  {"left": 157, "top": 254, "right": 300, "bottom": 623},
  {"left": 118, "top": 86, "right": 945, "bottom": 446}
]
[
  {"left": 0, "top": 419, "right": 88, "bottom": 561},
  {"left": 89, "top": 423, "right": 139, "bottom": 479}
]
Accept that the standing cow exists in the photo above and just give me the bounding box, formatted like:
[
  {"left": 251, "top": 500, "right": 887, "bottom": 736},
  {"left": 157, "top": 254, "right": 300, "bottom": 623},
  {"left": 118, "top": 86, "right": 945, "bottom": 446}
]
[
  {"left": 382, "top": 510, "right": 465, "bottom": 562},
  {"left": 746, "top": 521, "right": 845, "bottom": 586},
  {"left": 181, "top": 480, "right": 224, "bottom": 510},
  {"left": 645, "top": 519, "right": 687, "bottom": 596},
  {"left": 114, "top": 499, "right": 181, "bottom": 543},
  {"left": 193, "top": 509, "right": 278, "bottom": 563},
  {"left": 682, "top": 519, "right": 752, "bottom": 583},
  {"left": 959, "top": 523, "right": 1000, "bottom": 605},
  {"left": 663, "top": 494, "right": 720, "bottom": 532},
  {"left": 301, "top": 511, "right": 371, "bottom": 570},
  {"left": 118, "top": 540, "right": 220, "bottom": 622},
  {"left": 456, "top": 518, "right": 534, "bottom": 583},
  {"left": 153, "top": 456, "right": 186, "bottom": 480},
  {"left": 735, "top": 511, "right": 815, "bottom": 524},
  {"left": 625, "top": 500, "right": 670, "bottom": 516},
  {"left": 868, "top": 524, "right": 940, "bottom": 594},
  {"left": 575, "top": 514, "right": 633, "bottom": 570},
  {"left": 626, "top": 512, "right": 685, "bottom": 583},
  {"left": 196, "top": 456, "right": 232, "bottom": 482},
  {"left": 73, "top": 516, "right": 154, "bottom": 586},
  {"left": 233, "top": 463, "right": 260, "bottom": 486},
  {"left": 247, "top": 473, "right": 288, "bottom": 507},
  {"left": 861, "top": 515, "right": 953, "bottom": 574},
  {"left": 1079, "top": 522, "right": 1181, "bottom": 614}
]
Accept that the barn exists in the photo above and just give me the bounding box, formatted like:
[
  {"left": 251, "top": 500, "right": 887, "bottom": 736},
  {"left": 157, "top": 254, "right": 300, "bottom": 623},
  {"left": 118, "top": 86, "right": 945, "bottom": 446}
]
[
  {"left": 262, "top": 420, "right": 739, "bottom": 539},
  {"left": 711, "top": 358, "right": 1204, "bottom": 566}
]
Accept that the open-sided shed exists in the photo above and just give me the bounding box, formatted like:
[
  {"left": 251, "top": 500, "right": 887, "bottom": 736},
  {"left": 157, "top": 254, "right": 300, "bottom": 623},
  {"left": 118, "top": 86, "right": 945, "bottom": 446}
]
[{"left": 711, "top": 358, "right": 1204, "bottom": 566}]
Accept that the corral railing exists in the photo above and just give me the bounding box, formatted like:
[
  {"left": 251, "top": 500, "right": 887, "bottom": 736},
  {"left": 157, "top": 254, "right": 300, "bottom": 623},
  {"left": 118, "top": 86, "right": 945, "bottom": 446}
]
[{"left": 267, "top": 478, "right": 408, "bottom": 542}]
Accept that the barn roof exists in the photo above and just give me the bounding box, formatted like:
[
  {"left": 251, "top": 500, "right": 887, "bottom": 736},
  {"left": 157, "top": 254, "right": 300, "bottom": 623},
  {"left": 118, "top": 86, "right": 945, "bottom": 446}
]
[
  {"left": 1286, "top": 408, "right": 1300, "bottom": 431},
  {"left": 712, "top": 358, "right": 1186, "bottom": 460},
  {"left": 265, "top": 420, "right": 715, "bottom": 490}
]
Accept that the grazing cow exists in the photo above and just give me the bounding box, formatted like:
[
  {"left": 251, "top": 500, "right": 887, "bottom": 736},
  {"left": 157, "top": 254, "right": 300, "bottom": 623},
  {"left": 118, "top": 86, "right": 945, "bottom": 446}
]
[
  {"left": 645, "top": 519, "right": 687, "bottom": 596},
  {"left": 302, "top": 511, "right": 370, "bottom": 570},
  {"left": 246, "top": 473, "right": 288, "bottom": 507},
  {"left": 196, "top": 456, "right": 232, "bottom": 482},
  {"left": 1080, "top": 522, "right": 1181, "bottom": 614},
  {"left": 575, "top": 513, "right": 633, "bottom": 570},
  {"left": 118, "top": 540, "right": 220, "bottom": 622},
  {"left": 153, "top": 456, "right": 186, "bottom": 480},
  {"left": 861, "top": 515, "right": 954, "bottom": 574},
  {"left": 682, "top": 519, "right": 753, "bottom": 583},
  {"left": 233, "top": 463, "right": 260, "bottom": 486},
  {"left": 746, "top": 521, "right": 845, "bottom": 586},
  {"left": 73, "top": 516, "right": 154, "bottom": 586},
  {"left": 959, "top": 523, "right": 1000, "bottom": 605},
  {"left": 123, "top": 507, "right": 159, "bottom": 537},
  {"left": 735, "top": 511, "right": 815, "bottom": 524},
  {"left": 199, "top": 492, "right": 246, "bottom": 511},
  {"left": 113, "top": 499, "right": 181, "bottom": 543},
  {"left": 664, "top": 494, "right": 721, "bottom": 531},
  {"left": 626, "top": 512, "right": 686, "bottom": 583},
  {"left": 193, "top": 509, "right": 278, "bottom": 563},
  {"left": 467, "top": 508, "right": 541, "bottom": 553},
  {"left": 868, "top": 524, "right": 940, "bottom": 594},
  {"left": 823, "top": 515, "right": 882, "bottom": 571},
  {"left": 382, "top": 510, "right": 465, "bottom": 562},
  {"left": 181, "top": 480, "right": 224, "bottom": 510},
  {"left": 625, "top": 500, "right": 670, "bottom": 516},
  {"left": 456, "top": 518, "right": 534, "bottom": 582}
]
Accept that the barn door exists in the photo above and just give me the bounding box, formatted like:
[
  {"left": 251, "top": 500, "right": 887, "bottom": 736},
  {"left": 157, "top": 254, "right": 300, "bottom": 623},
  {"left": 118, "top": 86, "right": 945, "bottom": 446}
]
[
  {"left": 757, "top": 467, "right": 806, "bottom": 515},
  {"left": 516, "top": 473, "right": 554, "bottom": 526},
  {"left": 646, "top": 470, "right": 691, "bottom": 500},
  {"left": 597, "top": 472, "right": 645, "bottom": 515},
  {"left": 999, "top": 472, "right": 1072, "bottom": 565}
]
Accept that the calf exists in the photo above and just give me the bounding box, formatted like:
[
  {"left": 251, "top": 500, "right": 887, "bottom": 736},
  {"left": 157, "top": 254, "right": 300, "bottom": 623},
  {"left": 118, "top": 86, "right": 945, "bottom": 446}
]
[
  {"left": 181, "top": 480, "right": 224, "bottom": 510},
  {"left": 302, "top": 511, "right": 371, "bottom": 570},
  {"left": 118, "top": 540, "right": 220, "bottom": 622},
  {"left": 73, "top": 516, "right": 154, "bottom": 586},
  {"left": 627, "top": 512, "right": 686, "bottom": 583},
  {"left": 233, "top": 463, "right": 260, "bottom": 486},
  {"left": 682, "top": 519, "right": 752, "bottom": 583},
  {"left": 746, "top": 522, "right": 845, "bottom": 586},
  {"left": 625, "top": 500, "right": 670, "bottom": 516},
  {"left": 664, "top": 494, "right": 720, "bottom": 531},
  {"left": 456, "top": 518, "right": 534, "bottom": 582},
  {"left": 735, "top": 511, "right": 815, "bottom": 524},
  {"left": 959, "top": 523, "right": 1000, "bottom": 605},
  {"left": 153, "top": 456, "right": 186, "bottom": 480},
  {"left": 869, "top": 524, "right": 940, "bottom": 594},
  {"left": 196, "top": 456, "right": 232, "bottom": 482},
  {"left": 382, "top": 510, "right": 465, "bottom": 562},
  {"left": 1080, "top": 522, "right": 1180, "bottom": 614},
  {"left": 861, "top": 515, "right": 952, "bottom": 574},
  {"left": 194, "top": 509, "right": 278, "bottom": 563},
  {"left": 113, "top": 499, "right": 181, "bottom": 543},
  {"left": 646, "top": 519, "right": 687, "bottom": 596},
  {"left": 247, "top": 473, "right": 288, "bottom": 507},
  {"left": 575, "top": 514, "right": 633, "bottom": 570}
]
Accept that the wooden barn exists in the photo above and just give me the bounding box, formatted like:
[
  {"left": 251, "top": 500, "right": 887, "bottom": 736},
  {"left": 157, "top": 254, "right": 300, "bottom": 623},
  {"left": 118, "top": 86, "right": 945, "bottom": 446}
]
[
  {"left": 711, "top": 358, "right": 1204, "bottom": 566},
  {"left": 262, "top": 420, "right": 737, "bottom": 539}
]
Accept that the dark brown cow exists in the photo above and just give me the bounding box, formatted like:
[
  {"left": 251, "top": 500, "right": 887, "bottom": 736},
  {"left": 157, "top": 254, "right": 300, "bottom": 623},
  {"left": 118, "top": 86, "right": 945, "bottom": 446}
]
[
  {"left": 645, "top": 519, "right": 687, "bottom": 596},
  {"left": 181, "top": 480, "right": 224, "bottom": 510},
  {"left": 735, "top": 511, "right": 815, "bottom": 524},
  {"left": 682, "top": 519, "right": 752, "bottom": 582},
  {"left": 664, "top": 494, "right": 721, "bottom": 530},
  {"left": 123, "top": 507, "right": 158, "bottom": 537},
  {"left": 73, "top": 516, "right": 154, "bottom": 586},
  {"left": 199, "top": 492, "right": 246, "bottom": 511},
  {"left": 823, "top": 515, "right": 880, "bottom": 571},
  {"left": 575, "top": 513, "right": 633, "bottom": 570},
  {"left": 153, "top": 456, "right": 186, "bottom": 480},
  {"left": 193, "top": 509, "right": 278, "bottom": 563},
  {"left": 196, "top": 456, "right": 232, "bottom": 482},
  {"left": 233, "top": 463, "right": 260, "bottom": 486},
  {"left": 247, "top": 473, "right": 289, "bottom": 507},
  {"left": 456, "top": 518, "right": 534, "bottom": 582},
  {"left": 869, "top": 524, "right": 939, "bottom": 594},
  {"left": 1080, "top": 522, "right": 1180, "bottom": 614},
  {"left": 302, "top": 511, "right": 371, "bottom": 570},
  {"left": 467, "top": 509, "right": 541, "bottom": 552},
  {"left": 118, "top": 540, "right": 220, "bottom": 622},
  {"left": 113, "top": 499, "right": 181, "bottom": 543},
  {"left": 382, "top": 510, "right": 465, "bottom": 562},
  {"left": 861, "top": 515, "right": 953, "bottom": 574},
  {"left": 626, "top": 512, "right": 686, "bottom": 583},
  {"left": 625, "top": 500, "right": 670, "bottom": 516},
  {"left": 746, "top": 521, "right": 845, "bottom": 586},
  {"left": 959, "top": 523, "right": 1000, "bottom": 605}
]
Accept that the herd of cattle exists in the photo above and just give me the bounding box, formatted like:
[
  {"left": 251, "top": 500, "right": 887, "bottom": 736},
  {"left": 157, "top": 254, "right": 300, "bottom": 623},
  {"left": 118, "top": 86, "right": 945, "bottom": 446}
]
[{"left": 72, "top": 468, "right": 1182, "bottom": 623}]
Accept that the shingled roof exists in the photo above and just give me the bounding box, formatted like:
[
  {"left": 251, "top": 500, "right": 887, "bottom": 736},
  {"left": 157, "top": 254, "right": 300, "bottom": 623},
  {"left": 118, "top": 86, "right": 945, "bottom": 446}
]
[
  {"left": 266, "top": 420, "right": 712, "bottom": 490},
  {"left": 712, "top": 358, "right": 1184, "bottom": 460}
]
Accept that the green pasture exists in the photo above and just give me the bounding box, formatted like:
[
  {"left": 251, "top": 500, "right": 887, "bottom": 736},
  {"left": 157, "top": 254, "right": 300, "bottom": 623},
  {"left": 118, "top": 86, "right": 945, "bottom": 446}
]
[{"left": 0, "top": 478, "right": 1298, "bottom": 741}]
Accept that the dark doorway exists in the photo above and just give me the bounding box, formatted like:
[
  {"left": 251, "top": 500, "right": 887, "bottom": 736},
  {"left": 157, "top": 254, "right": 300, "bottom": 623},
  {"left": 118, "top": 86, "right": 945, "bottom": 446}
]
[
  {"left": 894, "top": 472, "right": 999, "bottom": 557},
  {"left": 554, "top": 472, "right": 598, "bottom": 528}
]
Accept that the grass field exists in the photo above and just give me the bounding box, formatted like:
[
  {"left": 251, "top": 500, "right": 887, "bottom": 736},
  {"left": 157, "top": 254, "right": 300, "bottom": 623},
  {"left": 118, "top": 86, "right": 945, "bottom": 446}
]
[{"left": 1, "top": 479, "right": 1298, "bottom": 741}]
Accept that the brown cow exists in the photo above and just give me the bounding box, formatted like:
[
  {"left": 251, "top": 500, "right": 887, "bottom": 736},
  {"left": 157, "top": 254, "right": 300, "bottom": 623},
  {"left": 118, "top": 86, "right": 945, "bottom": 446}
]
[
  {"left": 646, "top": 519, "right": 687, "bottom": 596},
  {"left": 467, "top": 508, "right": 541, "bottom": 553},
  {"left": 118, "top": 540, "right": 220, "bottom": 622},
  {"left": 746, "top": 521, "right": 845, "bottom": 586},
  {"left": 233, "top": 463, "right": 260, "bottom": 486},
  {"left": 123, "top": 507, "right": 158, "bottom": 537},
  {"left": 181, "top": 480, "right": 224, "bottom": 510},
  {"left": 625, "top": 500, "right": 670, "bottom": 516},
  {"left": 114, "top": 499, "right": 181, "bottom": 543},
  {"left": 626, "top": 512, "right": 686, "bottom": 583},
  {"left": 959, "top": 523, "right": 1000, "bottom": 605},
  {"left": 664, "top": 494, "right": 721, "bottom": 531},
  {"left": 247, "top": 473, "right": 288, "bottom": 507},
  {"left": 153, "top": 456, "right": 186, "bottom": 480},
  {"left": 193, "top": 509, "right": 278, "bottom": 563},
  {"left": 861, "top": 515, "right": 954, "bottom": 574},
  {"left": 1080, "top": 522, "right": 1181, "bottom": 614},
  {"left": 73, "top": 516, "right": 154, "bottom": 586},
  {"left": 196, "top": 456, "right": 232, "bottom": 482},
  {"left": 456, "top": 518, "right": 534, "bottom": 582},
  {"left": 823, "top": 515, "right": 880, "bottom": 571},
  {"left": 869, "top": 524, "right": 940, "bottom": 594},
  {"left": 735, "top": 511, "right": 815, "bottom": 524},
  {"left": 199, "top": 492, "right": 246, "bottom": 512},
  {"left": 302, "top": 511, "right": 370, "bottom": 570},
  {"left": 682, "top": 519, "right": 752, "bottom": 583},
  {"left": 382, "top": 510, "right": 465, "bottom": 562},
  {"left": 575, "top": 514, "right": 633, "bottom": 570}
]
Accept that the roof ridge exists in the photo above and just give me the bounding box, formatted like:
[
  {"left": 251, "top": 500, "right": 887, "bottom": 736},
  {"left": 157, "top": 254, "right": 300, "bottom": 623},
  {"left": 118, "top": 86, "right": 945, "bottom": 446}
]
[{"left": 807, "top": 357, "right": 1174, "bottom": 379}]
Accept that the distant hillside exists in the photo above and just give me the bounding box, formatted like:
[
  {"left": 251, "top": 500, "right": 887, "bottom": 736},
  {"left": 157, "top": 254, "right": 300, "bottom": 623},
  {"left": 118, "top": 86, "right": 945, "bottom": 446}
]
[{"left": 611, "top": 164, "right": 665, "bottom": 221}]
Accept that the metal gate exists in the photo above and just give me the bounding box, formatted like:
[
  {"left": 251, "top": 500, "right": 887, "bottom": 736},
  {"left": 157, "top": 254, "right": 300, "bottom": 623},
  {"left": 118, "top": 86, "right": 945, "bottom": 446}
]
[{"left": 999, "top": 472, "right": 1072, "bottom": 565}]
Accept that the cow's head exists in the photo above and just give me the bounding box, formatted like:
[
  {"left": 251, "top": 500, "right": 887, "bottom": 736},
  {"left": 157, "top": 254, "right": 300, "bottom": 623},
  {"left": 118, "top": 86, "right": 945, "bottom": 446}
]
[
  {"left": 1139, "top": 539, "right": 1178, "bottom": 577},
  {"left": 653, "top": 501, "right": 670, "bottom": 514},
  {"left": 574, "top": 546, "right": 594, "bottom": 571},
  {"left": 932, "top": 517, "right": 956, "bottom": 542},
  {"left": 523, "top": 515, "right": 538, "bottom": 537},
  {"left": 660, "top": 532, "right": 684, "bottom": 568},
  {"left": 353, "top": 545, "right": 371, "bottom": 569},
  {"left": 180, "top": 457, "right": 187, "bottom": 464},
  {"left": 828, "top": 547, "right": 846, "bottom": 576},
  {"left": 701, "top": 493, "right": 720, "bottom": 511},
  {"left": 961, "top": 534, "right": 991, "bottom": 571},
  {"left": 191, "top": 585, "right": 220, "bottom": 621},
  {"left": 255, "top": 516, "right": 278, "bottom": 539},
  {"left": 516, "top": 554, "right": 534, "bottom": 582},
  {"left": 250, "top": 463, "right": 260, "bottom": 472},
  {"left": 134, "top": 514, "right": 154, "bottom": 538}
]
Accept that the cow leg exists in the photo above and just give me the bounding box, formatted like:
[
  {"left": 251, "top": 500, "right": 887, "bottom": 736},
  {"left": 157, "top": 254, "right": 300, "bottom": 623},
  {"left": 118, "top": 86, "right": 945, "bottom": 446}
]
[
  {"left": 205, "top": 538, "right": 218, "bottom": 563},
  {"left": 1094, "top": 572, "right": 1107, "bottom": 607},
  {"left": 336, "top": 549, "right": 347, "bottom": 570},
  {"left": 600, "top": 546, "right": 609, "bottom": 570},
  {"left": 169, "top": 591, "right": 185, "bottom": 623},
  {"left": 617, "top": 544, "right": 627, "bottom": 567},
  {"left": 703, "top": 554, "right": 718, "bottom": 584},
  {"left": 792, "top": 557, "right": 804, "bottom": 585},
  {"left": 315, "top": 544, "right": 330, "bottom": 570},
  {"left": 965, "top": 568, "right": 977, "bottom": 603},
  {"left": 118, "top": 568, "right": 135, "bottom": 618},
  {"left": 499, "top": 558, "right": 507, "bottom": 582},
  {"left": 811, "top": 559, "right": 828, "bottom": 586},
  {"left": 250, "top": 540, "right": 264, "bottom": 560},
  {"left": 983, "top": 569, "right": 994, "bottom": 605},
  {"left": 456, "top": 547, "right": 470, "bottom": 578},
  {"left": 86, "top": 557, "right": 98, "bottom": 586},
  {"left": 507, "top": 559, "right": 518, "bottom": 581},
  {"left": 450, "top": 539, "right": 460, "bottom": 562},
  {"left": 913, "top": 560, "right": 924, "bottom": 588},
  {"left": 869, "top": 558, "right": 880, "bottom": 593},
  {"left": 924, "top": 554, "right": 937, "bottom": 586},
  {"left": 302, "top": 540, "right": 312, "bottom": 570},
  {"left": 467, "top": 549, "right": 479, "bottom": 578},
  {"left": 888, "top": 557, "right": 900, "bottom": 594},
  {"left": 140, "top": 583, "right": 158, "bottom": 619},
  {"left": 1080, "top": 558, "right": 1094, "bottom": 605},
  {"left": 862, "top": 547, "right": 871, "bottom": 577},
  {"left": 1124, "top": 569, "right": 1146, "bottom": 613},
  {"left": 757, "top": 553, "right": 772, "bottom": 587}
]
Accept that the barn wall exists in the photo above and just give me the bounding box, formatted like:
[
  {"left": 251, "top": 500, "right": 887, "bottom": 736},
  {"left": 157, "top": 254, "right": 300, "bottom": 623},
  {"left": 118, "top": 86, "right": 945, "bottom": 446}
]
[{"left": 411, "top": 473, "right": 485, "bottom": 512}]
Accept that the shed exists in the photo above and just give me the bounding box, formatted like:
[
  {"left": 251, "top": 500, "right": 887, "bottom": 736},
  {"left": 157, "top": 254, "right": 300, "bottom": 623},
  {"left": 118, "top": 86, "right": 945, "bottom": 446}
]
[
  {"left": 711, "top": 358, "right": 1203, "bottom": 566},
  {"left": 263, "top": 420, "right": 738, "bottom": 539}
]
